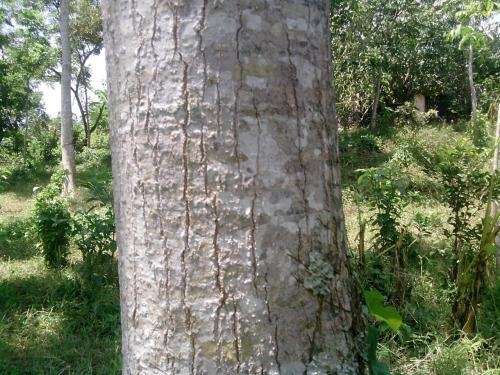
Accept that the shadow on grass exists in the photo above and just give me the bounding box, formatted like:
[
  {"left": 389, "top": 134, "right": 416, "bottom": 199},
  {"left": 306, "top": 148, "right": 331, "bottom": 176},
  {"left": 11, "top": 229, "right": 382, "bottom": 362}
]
[{"left": 0, "top": 261, "right": 121, "bottom": 374}]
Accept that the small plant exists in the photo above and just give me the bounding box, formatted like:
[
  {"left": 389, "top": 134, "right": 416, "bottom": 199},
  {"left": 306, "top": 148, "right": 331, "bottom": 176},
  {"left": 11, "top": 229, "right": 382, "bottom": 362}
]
[
  {"left": 32, "top": 170, "right": 72, "bottom": 269},
  {"left": 72, "top": 206, "right": 116, "bottom": 285},
  {"left": 364, "top": 289, "right": 403, "bottom": 375},
  {"left": 357, "top": 166, "right": 412, "bottom": 304}
]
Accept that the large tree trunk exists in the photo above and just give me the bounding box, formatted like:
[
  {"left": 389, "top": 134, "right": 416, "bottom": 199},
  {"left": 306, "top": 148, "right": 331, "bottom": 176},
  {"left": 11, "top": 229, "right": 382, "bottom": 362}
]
[
  {"left": 102, "top": 1, "right": 361, "bottom": 373},
  {"left": 59, "top": 0, "right": 76, "bottom": 194},
  {"left": 468, "top": 45, "right": 477, "bottom": 117}
]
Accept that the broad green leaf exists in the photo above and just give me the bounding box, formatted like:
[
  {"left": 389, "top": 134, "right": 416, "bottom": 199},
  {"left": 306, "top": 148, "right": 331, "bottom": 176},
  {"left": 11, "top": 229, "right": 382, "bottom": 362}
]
[{"left": 364, "top": 289, "right": 402, "bottom": 331}]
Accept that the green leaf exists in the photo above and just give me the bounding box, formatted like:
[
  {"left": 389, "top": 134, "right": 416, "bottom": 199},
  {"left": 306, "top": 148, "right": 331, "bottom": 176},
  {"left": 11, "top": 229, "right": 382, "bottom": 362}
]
[{"left": 364, "top": 289, "right": 402, "bottom": 331}]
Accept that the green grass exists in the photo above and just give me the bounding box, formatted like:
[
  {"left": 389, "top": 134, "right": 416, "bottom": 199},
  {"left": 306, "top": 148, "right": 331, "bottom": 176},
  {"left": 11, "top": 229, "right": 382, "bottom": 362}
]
[
  {"left": 0, "top": 148, "right": 121, "bottom": 374},
  {"left": 0, "top": 256, "right": 121, "bottom": 374}
]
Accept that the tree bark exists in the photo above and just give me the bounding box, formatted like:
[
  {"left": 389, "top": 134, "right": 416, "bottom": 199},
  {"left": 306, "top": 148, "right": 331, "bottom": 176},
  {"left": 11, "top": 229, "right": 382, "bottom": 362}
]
[
  {"left": 102, "top": 1, "right": 361, "bottom": 373},
  {"left": 468, "top": 45, "right": 477, "bottom": 117},
  {"left": 370, "top": 74, "right": 381, "bottom": 129},
  {"left": 59, "top": 0, "right": 76, "bottom": 194}
]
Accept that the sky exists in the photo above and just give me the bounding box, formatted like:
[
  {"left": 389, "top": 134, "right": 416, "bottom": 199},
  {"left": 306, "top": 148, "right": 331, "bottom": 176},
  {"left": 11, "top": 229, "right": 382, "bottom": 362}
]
[{"left": 40, "top": 51, "right": 107, "bottom": 118}]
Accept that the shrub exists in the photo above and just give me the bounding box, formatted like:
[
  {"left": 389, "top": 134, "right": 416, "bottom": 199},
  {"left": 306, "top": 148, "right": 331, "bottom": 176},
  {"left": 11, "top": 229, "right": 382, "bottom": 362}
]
[
  {"left": 0, "top": 216, "right": 37, "bottom": 260},
  {"left": 394, "top": 101, "right": 439, "bottom": 128},
  {"left": 0, "top": 126, "right": 58, "bottom": 190},
  {"left": 340, "top": 130, "right": 381, "bottom": 154},
  {"left": 32, "top": 172, "right": 72, "bottom": 269},
  {"left": 72, "top": 206, "right": 116, "bottom": 285},
  {"left": 467, "top": 112, "right": 492, "bottom": 149}
]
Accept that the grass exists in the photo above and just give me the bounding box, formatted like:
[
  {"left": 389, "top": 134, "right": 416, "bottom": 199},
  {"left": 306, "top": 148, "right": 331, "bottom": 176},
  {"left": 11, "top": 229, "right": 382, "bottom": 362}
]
[
  {"left": 0, "top": 145, "right": 121, "bottom": 374},
  {"left": 0, "top": 256, "right": 121, "bottom": 374}
]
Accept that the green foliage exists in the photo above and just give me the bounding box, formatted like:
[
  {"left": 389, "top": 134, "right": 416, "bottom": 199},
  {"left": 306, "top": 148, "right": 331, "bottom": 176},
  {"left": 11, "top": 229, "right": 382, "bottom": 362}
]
[
  {"left": 72, "top": 207, "right": 116, "bottom": 285},
  {"left": 0, "top": 123, "right": 59, "bottom": 191},
  {"left": 0, "top": 216, "right": 37, "bottom": 260},
  {"left": 467, "top": 112, "right": 492, "bottom": 148},
  {"left": 0, "top": 0, "right": 57, "bottom": 135},
  {"left": 366, "top": 326, "right": 390, "bottom": 375},
  {"left": 365, "top": 289, "right": 403, "bottom": 331},
  {"left": 32, "top": 173, "right": 72, "bottom": 269},
  {"left": 364, "top": 290, "right": 402, "bottom": 375},
  {"left": 331, "top": 0, "right": 471, "bottom": 125},
  {"left": 344, "top": 120, "right": 499, "bottom": 373},
  {"left": 340, "top": 130, "right": 381, "bottom": 153},
  {"left": 358, "top": 166, "right": 408, "bottom": 252},
  {"left": 394, "top": 102, "right": 439, "bottom": 129},
  {"left": 0, "top": 257, "right": 121, "bottom": 373}
]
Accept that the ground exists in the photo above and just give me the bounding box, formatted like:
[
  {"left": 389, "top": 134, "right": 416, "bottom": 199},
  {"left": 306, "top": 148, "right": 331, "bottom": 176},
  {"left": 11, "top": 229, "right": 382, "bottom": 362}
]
[{"left": 0, "top": 123, "right": 498, "bottom": 374}]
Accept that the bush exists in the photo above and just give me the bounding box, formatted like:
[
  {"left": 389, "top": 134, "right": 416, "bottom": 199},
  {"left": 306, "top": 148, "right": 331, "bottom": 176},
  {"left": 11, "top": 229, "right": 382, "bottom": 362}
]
[
  {"left": 395, "top": 101, "right": 439, "bottom": 128},
  {"left": 0, "top": 216, "right": 37, "bottom": 260},
  {"left": 339, "top": 129, "right": 381, "bottom": 154},
  {"left": 32, "top": 172, "right": 72, "bottom": 269},
  {"left": 72, "top": 207, "right": 116, "bottom": 285},
  {"left": 467, "top": 112, "right": 492, "bottom": 149},
  {"left": 0, "top": 125, "right": 58, "bottom": 190}
]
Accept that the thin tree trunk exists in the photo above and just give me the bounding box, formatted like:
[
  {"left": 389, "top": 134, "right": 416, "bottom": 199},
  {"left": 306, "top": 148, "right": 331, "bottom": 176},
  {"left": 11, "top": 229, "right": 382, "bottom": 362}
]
[
  {"left": 59, "top": 0, "right": 76, "bottom": 194},
  {"left": 370, "top": 74, "right": 381, "bottom": 129},
  {"left": 102, "top": 1, "right": 361, "bottom": 373},
  {"left": 468, "top": 45, "right": 477, "bottom": 117},
  {"left": 493, "top": 103, "right": 500, "bottom": 277}
]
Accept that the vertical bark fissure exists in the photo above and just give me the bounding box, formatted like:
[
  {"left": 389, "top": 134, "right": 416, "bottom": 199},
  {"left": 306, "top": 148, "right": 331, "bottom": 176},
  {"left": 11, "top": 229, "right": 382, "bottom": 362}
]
[
  {"left": 273, "top": 317, "right": 281, "bottom": 373},
  {"left": 102, "top": 1, "right": 361, "bottom": 372},
  {"left": 233, "top": 11, "right": 244, "bottom": 181},
  {"left": 172, "top": 3, "right": 196, "bottom": 367},
  {"left": 130, "top": 0, "right": 147, "bottom": 334},
  {"left": 180, "top": 58, "right": 196, "bottom": 375},
  {"left": 307, "top": 297, "right": 324, "bottom": 365},
  {"left": 211, "top": 194, "right": 227, "bottom": 371},
  {"left": 197, "top": 0, "right": 209, "bottom": 196},
  {"left": 252, "top": 95, "right": 281, "bottom": 371},
  {"left": 231, "top": 301, "right": 242, "bottom": 374},
  {"left": 281, "top": 15, "right": 311, "bottom": 239},
  {"left": 215, "top": 76, "right": 222, "bottom": 137},
  {"left": 170, "top": 5, "right": 179, "bottom": 61},
  {"left": 249, "top": 96, "right": 262, "bottom": 293}
]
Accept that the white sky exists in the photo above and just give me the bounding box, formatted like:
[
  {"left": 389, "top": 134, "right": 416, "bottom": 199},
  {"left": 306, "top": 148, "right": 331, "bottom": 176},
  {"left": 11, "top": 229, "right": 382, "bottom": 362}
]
[{"left": 39, "top": 50, "right": 107, "bottom": 118}]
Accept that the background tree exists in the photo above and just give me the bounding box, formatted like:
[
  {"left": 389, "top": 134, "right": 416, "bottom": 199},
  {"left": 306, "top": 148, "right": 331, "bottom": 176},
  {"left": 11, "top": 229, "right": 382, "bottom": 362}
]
[
  {"left": 70, "top": 0, "right": 103, "bottom": 146},
  {"left": 449, "top": 0, "right": 497, "bottom": 117},
  {"left": 59, "top": 0, "right": 76, "bottom": 194},
  {"left": 0, "top": 0, "right": 56, "bottom": 140},
  {"left": 331, "top": 0, "right": 473, "bottom": 127}
]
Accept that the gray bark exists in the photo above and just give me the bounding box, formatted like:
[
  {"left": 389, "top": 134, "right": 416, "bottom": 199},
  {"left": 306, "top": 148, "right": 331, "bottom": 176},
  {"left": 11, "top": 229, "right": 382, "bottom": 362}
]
[
  {"left": 102, "top": 1, "right": 361, "bottom": 373},
  {"left": 468, "top": 45, "right": 477, "bottom": 117},
  {"left": 59, "top": 0, "right": 76, "bottom": 194}
]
